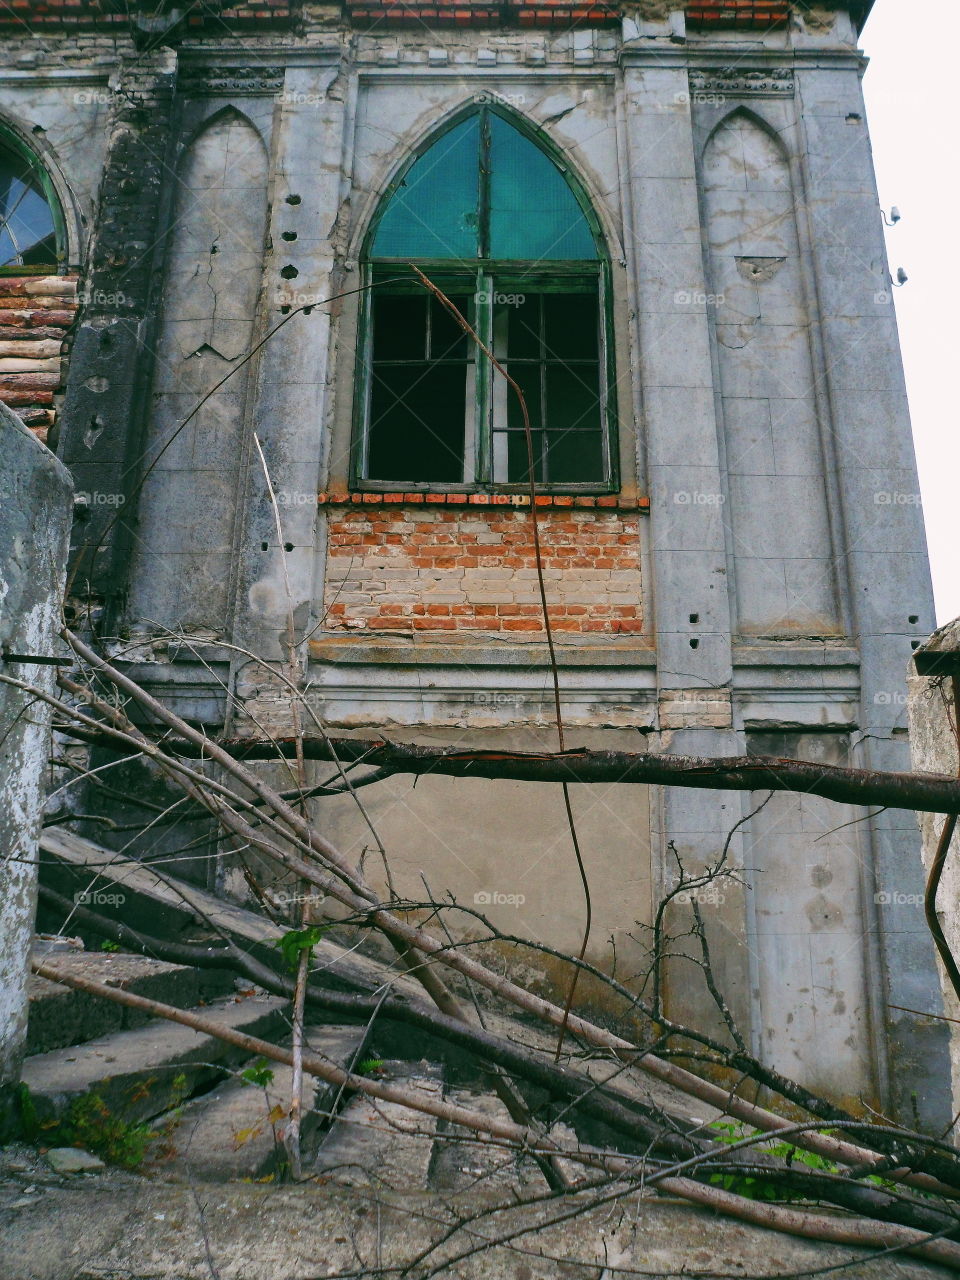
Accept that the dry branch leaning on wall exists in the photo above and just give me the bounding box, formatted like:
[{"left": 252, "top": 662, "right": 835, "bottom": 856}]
[{"left": 7, "top": 626, "right": 960, "bottom": 1272}]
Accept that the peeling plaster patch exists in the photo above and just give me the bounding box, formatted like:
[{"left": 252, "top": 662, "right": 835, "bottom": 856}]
[
  {"left": 737, "top": 256, "right": 786, "bottom": 283},
  {"left": 716, "top": 323, "right": 757, "bottom": 349},
  {"left": 634, "top": 0, "right": 674, "bottom": 17},
  {"left": 798, "top": 6, "right": 836, "bottom": 32},
  {"left": 83, "top": 415, "right": 105, "bottom": 450}
]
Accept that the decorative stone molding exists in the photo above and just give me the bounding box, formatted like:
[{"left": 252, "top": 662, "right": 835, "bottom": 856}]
[
  {"left": 690, "top": 67, "right": 795, "bottom": 98},
  {"left": 179, "top": 65, "right": 286, "bottom": 96}
]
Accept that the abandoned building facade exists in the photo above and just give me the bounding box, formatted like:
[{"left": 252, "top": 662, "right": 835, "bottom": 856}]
[{"left": 0, "top": 0, "right": 948, "bottom": 1124}]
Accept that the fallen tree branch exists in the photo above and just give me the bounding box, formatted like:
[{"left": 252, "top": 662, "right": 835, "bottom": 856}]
[
  {"left": 40, "top": 882, "right": 960, "bottom": 1206},
  {"left": 28, "top": 960, "right": 960, "bottom": 1271},
  {"left": 55, "top": 725, "right": 960, "bottom": 816}
]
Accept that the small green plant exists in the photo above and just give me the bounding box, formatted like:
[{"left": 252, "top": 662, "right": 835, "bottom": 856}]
[
  {"left": 240, "top": 1059, "right": 276, "bottom": 1088},
  {"left": 705, "top": 1119, "right": 845, "bottom": 1203},
  {"left": 16, "top": 1083, "right": 41, "bottom": 1141},
  {"left": 356, "top": 1057, "right": 386, "bottom": 1077},
  {"left": 275, "top": 925, "right": 329, "bottom": 971},
  {"left": 59, "top": 1094, "right": 156, "bottom": 1169},
  {"left": 99, "top": 940, "right": 121, "bottom": 953}
]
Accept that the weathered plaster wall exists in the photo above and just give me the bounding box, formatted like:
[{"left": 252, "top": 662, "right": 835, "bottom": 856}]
[
  {"left": 127, "top": 104, "right": 271, "bottom": 636},
  {"left": 908, "top": 621, "right": 960, "bottom": 1117},
  {"left": 0, "top": 402, "right": 72, "bottom": 1087},
  {"left": 313, "top": 726, "right": 652, "bottom": 1014}
]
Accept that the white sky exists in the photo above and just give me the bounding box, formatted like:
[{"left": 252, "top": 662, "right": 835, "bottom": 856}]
[{"left": 861, "top": 0, "right": 960, "bottom": 625}]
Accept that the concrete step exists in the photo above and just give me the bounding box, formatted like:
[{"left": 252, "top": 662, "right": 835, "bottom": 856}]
[
  {"left": 312, "top": 1059, "right": 444, "bottom": 1191},
  {"left": 19, "top": 992, "right": 289, "bottom": 1131},
  {"left": 39, "top": 826, "right": 422, "bottom": 1002},
  {"left": 147, "top": 1024, "right": 371, "bottom": 1182},
  {"left": 26, "top": 947, "right": 235, "bottom": 1056},
  {"left": 429, "top": 1086, "right": 587, "bottom": 1193}
]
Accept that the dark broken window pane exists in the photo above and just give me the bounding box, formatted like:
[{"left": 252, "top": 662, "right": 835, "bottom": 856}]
[
  {"left": 543, "top": 292, "right": 598, "bottom": 361},
  {"left": 546, "top": 430, "right": 604, "bottom": 483},
  {"left": 367, "top": 363, "right": 466, "bottom": 484},
  {"left": 505, "top": 428, "right": 545, "bottom": 484},
  {"left": 373, "top": 294, "right": 427, "bottom": 360},
  {"left": 505, "top": 364, "right": 542, "bottom": 432},
  {"left": 429, "top": 293, "right": 470, "bottom": 360},
  {"left": 500, "top": 294, "right": 541, "bottom": 360},
  {"left": 545, "top": 365, "right": 601, "bottom": 433}
]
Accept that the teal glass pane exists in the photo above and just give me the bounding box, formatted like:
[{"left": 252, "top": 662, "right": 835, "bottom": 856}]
[
  {"left": 488, "top": 115, "right": 597, "bottom": 261},
  {"left": 372, "top": 116, "right": 480, "bottom": 259}
]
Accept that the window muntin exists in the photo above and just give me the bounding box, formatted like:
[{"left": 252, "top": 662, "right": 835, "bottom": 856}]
[
  {"left": 0, "top": 140, "right": 61, "bottom": 271},
  {"left": 360, "top": 109, "right": 612, "bottom": 492}
]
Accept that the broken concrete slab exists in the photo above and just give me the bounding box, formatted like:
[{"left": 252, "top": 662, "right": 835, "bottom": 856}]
[
  {"left": 150, "top": 1025, "right": 369, "bottom": 1181},
  {"left": 0, "top": 1151, "right": 951, "bottom": 1280},
  {"left": 44, "top": 1148, "right": 104, "bottom": 1175},
  {"left": 20, "top": 993, "right": 288, "bottom": 1128},
  {"left": 312, "top": 1059, "right": 444, "bottom": 1190}
]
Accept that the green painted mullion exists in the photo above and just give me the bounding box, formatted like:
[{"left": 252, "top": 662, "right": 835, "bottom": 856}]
[
  {"left": 475, "top": 268, "right": 493, "bottom": 484},
  {"left": 478, "top": 109, "right": 491, "bottom": 262}
]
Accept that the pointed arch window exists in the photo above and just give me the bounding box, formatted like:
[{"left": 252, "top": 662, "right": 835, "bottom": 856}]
[
  {"left": 356, "top": 109, "right": 615, "bottom": 490},
  {"left": 0, "top": 136, "right": 64, "bottom": 272}
]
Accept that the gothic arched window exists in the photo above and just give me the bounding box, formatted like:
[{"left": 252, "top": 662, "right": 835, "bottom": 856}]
[
  {"left": 356, "top": 109, "right": 614, "bottom": 491},
  {"left": 0, "top": 137, "right": 63, "bottom": 271}
]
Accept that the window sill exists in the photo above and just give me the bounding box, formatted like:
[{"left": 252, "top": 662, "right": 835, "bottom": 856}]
[{"left": 321, "top": 491, "right": 649, "bottom": 512}]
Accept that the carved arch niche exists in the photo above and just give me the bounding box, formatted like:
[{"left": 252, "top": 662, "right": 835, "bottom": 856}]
[
  {"left": 702, "top": 110, "right": 840, "bottom": 637},
  {"left": 130, "top": 108, "right": 269, "bottom": 634}
]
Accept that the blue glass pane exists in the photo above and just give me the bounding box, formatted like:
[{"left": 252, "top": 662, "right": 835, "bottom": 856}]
[
  {"left": 0, "top": 151, "right": 57, "bottom": 267},
  {"left": 372, "top": 116, "right": 480, "bottom": 259},
  {"left": 488, "top": 115, "right": 596, "bottom": 261}
]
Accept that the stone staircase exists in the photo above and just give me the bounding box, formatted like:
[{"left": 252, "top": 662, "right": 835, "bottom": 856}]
[
  {"left": 22, "top": 946, "right": 567, "bottom": 1190},
  {"left": 1, "top": 829, "right": 951, "bottom": 1277},
  {"left": 23, "top": 944, "right": 384, "bottom": 1182}
]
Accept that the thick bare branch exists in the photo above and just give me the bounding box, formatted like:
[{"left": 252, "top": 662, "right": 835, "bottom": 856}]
[{"left": 56, "top": 727, "right": 960, "bottom": 815}]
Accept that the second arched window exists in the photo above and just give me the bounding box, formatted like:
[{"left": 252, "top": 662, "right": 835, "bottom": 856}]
[{"left": 355, "top": 108, "right": 614, "bottom": 492}]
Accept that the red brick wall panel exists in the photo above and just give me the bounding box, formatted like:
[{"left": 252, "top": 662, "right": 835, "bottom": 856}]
[{"left": 324, "top": 504, "right": 643, "bottom": 636}]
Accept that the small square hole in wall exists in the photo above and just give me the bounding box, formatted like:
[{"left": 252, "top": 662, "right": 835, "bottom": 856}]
[
  {"left": 909, "top": 615, "right": 919, "bottom": 624},
  {"left": 689, "top": 638, "right": 700, "bottom": 649},
  {"left": 689, "top": 613, "right": 699, "bottom": 624}
]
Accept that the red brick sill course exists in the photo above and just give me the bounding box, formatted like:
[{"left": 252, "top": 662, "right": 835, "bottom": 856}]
[{"left": 319, "top": 491, "right": 650, "bottom": 511}]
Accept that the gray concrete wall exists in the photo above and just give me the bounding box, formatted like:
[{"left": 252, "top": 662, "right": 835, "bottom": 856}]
[{"left": 0, "top": 403, "right": 73, "bottom": 1085}]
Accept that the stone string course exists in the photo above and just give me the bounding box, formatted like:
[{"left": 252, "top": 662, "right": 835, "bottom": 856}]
[
  {"left": 0, "top": 275, "right": 78, "bottom": 443},
  {"left": 324, "top": 505, "right": 643, "bottom": 635}
]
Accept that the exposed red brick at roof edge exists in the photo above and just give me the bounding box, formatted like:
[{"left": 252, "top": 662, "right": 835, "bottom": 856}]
[{"left": 686, "top": 1, "right": 790, "bottom": 28}]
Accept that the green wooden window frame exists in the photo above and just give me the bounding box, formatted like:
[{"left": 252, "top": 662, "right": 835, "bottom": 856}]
[
  {"left": 0, "top": 131, "right": 67, "bottom": 274},
  {"left": 352, "top": 107, "right": 618, "bottom": 493}
]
